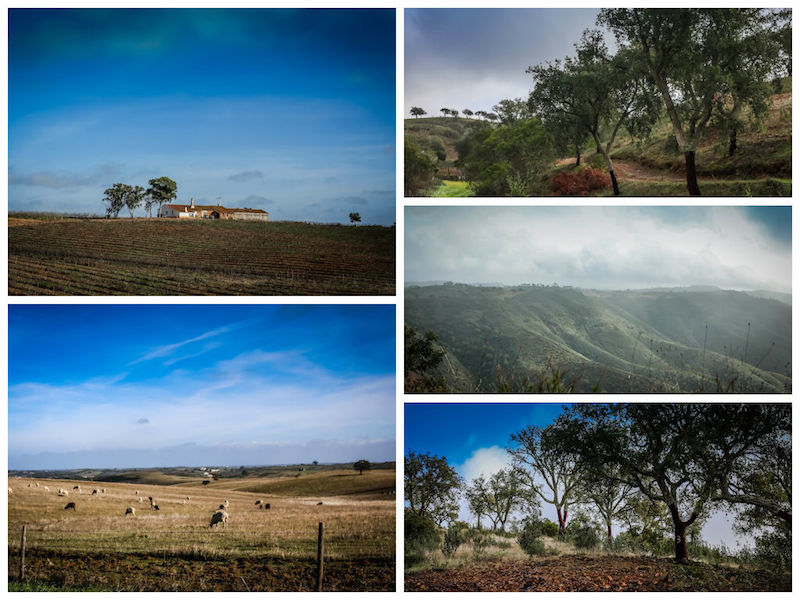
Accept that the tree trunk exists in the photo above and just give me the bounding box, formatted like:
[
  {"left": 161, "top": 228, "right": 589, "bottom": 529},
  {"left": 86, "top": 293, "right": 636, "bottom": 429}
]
[
  {"left": 556, "top": 507, "right": 566, "bottom": 538},
  {"left": 607, "top": 522, "right": 612, "bottom": 540},
  {"left": 684, "top": 151, "right": 701, "bottom": 196},
  {"left": 728, "top": 127, "right": 737, "bottom": 157},
  {"left": 575, "top": 150, "right": 581, "bottom": 167},
  {"left": 668, "top": 503, "right": 694, "bottom": 563},
  {"left": 609, "top": 169, "right": 620, "bottom": 196}
]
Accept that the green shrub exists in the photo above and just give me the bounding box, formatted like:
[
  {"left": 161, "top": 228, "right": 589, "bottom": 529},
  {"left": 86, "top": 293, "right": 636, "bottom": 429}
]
[
  {"left": 518, "top": 517, "right": 548, "bottom": 556},
  {"left": 404, "top": 509, "right": 439, "bottom": 566},
  {"left": 442, "top": 521, "right": 469, "bottom": 558},
  {"left": 565, "top": 514, "right": 602, "bottom": 550},
  {"left": 539, "top": 519, "right": 560, "bottom": 538}
]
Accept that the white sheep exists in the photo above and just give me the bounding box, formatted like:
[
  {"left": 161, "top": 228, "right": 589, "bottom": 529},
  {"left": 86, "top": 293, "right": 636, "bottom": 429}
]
[
  {"left": 138, "top": 497, "right": 144, "bottom": 503},
  {"left": 209, "top": 510, "right": 229, "bottom": 528},
  {"left": 57, "top": 488, "right": 67, "bottom": 496},
  {"left": 34, "top": 482, "right": 40, "bottom": 488},
  {"left": 125, "top": 507, "right": 135, "bottom": 516},
  {"left": 223, "top": 499, "right": 229, "bottom": 508},
  {"left": 102, "top": 488, "right": 107, "bottom": 494},
  {"left": 135, "top": 490, "right": 140, "bottom": 495}
]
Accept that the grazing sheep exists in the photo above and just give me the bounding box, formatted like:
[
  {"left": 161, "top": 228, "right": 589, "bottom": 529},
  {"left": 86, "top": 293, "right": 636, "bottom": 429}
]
[
  {"left": 125, "top": 507, "right": 135, "bottom": 516},
  {"left": 64, "top": 502, "right": 76, "bottom": 511},
  {"left": 73, "top": 486, "right": 81, "bottom": 492},
  {"left": 92, "top": 489, "right": 99, "bottom": 495},
  {"left": 202, "top": 480, "right": 210, "bottom": 485},
  {"left": 223, "top": 499, "right": 229, "bottom": 508},
  {"left": 135, "top": 490, "right": 140, "bottom": 495},
  {"left": 182, "top": 499, "right": 187, "bottom": 505},
  {"left": 138, "top": 497, "right": 144, "bottom": 503},
  {"left": 186, "top": 496, "right": 190, "bottom": 500},
  {"left": 153, "top": 504, "right": 160, "bottom": 511},
  {"left": 255, "top": 500, "right": 261, "bottom": 506},
  {"left": 35, "top": 482, "right": 40, "bottom": 488},
  {"left": 27, "top": 484, "right": 31, "bottom": 488},
  {"left": 264, "top": 503, "right": 271, "bottom": 510},
  {"left": 317, "top": 502, "right": 323, "bottom": 506},
  {"left": 57, "top": 489, "right": 66, "bottom": 496},
  {"left": 209, "top": 510, "right": 228, "bottom": 528},
  {"left": 101, "top": 488, "right": 107, "bottom": 494},
  {"left": 219, "top": 504, "right": 226, "bottom": 510},
  {"left": 44, "top": 486, "right": 50, "bottom": 492}
]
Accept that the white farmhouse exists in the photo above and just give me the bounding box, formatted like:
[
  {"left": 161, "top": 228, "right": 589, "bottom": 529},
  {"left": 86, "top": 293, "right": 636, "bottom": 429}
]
[{"left": 158, "top": 198, "right": 269, "bottom": 221}]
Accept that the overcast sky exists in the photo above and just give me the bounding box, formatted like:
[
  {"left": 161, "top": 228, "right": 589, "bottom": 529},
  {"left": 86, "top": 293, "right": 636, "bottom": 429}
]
[
  {"left": 9, "top": 305, "right": 395, "bottom": 470},
  {"left": 405, "top": 206, "right": 791, "bottom": 293},
  {"left": 405, "top": 8, "right": 603, "bottom": 116},
  {"left": 9, "top": 9, "right": 395, "bottom": 224},
  {"left": 405, "top": 403, "right": 755, "bottom": 549}
]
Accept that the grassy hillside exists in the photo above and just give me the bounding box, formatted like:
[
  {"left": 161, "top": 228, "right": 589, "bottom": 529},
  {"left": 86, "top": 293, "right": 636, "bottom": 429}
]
[
  {"left": 406, "top": 79, "right": 791, "bottom": 196},
  {"left": 405, "top": 284, "right": 791, "bottom": 393},
  {"left": 8, "top": 215, "right": 395, "bottom": 295},
  {"left": 7, "top": 471, "right": 395, "bottom": 591}
]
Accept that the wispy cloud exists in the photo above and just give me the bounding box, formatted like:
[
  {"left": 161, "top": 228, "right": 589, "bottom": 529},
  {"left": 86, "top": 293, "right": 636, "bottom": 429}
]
[
  {"left": 9, "top": 163, "right": 124, "bottom": 189},
  {"left": 130, "top": 324, "right": 237, "bottom": 365},
  {"left": 228, "top": 170, "right": 263, "bottom": 182}
]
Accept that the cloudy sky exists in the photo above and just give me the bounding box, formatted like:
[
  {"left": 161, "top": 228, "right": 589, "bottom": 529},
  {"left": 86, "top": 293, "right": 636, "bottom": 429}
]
[
  {"left": 9, "top": 305, "right": 395, "bottom": 470},
  {"left": 9, "top": 9, "right": 395, "bottom": 224},
  {"left": 405, "top": 8, "right": 603, "bottom": 116},
  {"left": 405, "top": 403, "right": 751, "bottom": 549},
  {"left": 405, "top": 206, "right": 792, "bottom": 293}
]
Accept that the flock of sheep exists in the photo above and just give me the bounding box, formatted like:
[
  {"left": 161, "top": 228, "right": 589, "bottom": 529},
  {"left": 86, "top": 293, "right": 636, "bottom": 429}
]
[{"left": 10, "top": 481, "right": 278, "bottom": 529}]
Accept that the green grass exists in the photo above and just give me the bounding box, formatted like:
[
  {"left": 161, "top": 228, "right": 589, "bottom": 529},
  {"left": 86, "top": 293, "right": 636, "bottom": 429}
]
[
  {"left": 431, "top": 180, "right": 474, "bottom": 197},
  {"left": 616, "top": 177, "right": 792, "bottom": 197}
]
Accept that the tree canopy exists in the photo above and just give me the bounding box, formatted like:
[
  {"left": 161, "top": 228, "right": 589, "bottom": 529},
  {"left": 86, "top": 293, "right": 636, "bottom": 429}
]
[{"left": 404, "top": 450, "right": 463, "bottom": 526}]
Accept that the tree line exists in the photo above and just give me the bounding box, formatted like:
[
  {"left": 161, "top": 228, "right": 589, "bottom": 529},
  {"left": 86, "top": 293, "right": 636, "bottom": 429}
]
[
  {"left": 407, "top": 8, "right": 791, "bottom": 196},
  {"left": 405, "top": 404, "right": 790, "bottom": 565},
  {"left": 101, "top": 176, "right": 177, "bottom": 218}
]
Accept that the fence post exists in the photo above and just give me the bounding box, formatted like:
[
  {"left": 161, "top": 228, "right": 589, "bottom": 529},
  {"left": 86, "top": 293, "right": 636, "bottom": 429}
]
[
  {"left": 19, "top": 524, "right": 27, "bottom": 581},
  {"left": 316, "top": 522, "right": 324, "bottom": 592}
]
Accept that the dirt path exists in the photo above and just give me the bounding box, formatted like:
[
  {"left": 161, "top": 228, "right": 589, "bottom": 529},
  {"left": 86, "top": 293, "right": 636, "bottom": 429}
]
[
  {"left": 556, "top": 157, "right": 686, "bottom": 183},
  {"left": 405, "top": 555, "right": 789, "bottom": 592}
]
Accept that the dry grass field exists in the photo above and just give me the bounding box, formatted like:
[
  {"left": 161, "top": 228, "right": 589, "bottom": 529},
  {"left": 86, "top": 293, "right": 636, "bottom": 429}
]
[
  {"left": 8, "top": 216, "right": 395, "bottom": 296},
  {"left": 7, "top": 469, "right": 395, "bottom": 591}
]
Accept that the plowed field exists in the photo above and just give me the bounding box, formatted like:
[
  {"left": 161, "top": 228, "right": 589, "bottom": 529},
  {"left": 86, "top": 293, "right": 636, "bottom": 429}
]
[{"left": 8, "top": 218, "right": 395, "bottom": 295}]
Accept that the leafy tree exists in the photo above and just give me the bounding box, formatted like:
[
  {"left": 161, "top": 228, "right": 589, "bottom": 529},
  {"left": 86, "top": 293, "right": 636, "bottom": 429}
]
[
  {"left": 124, "top": 184, "right": 148, "bottom": 218},
  {"left": 528, "top": 30, "right": 660, "bottom": 195},
  {"left": 474, "top": 110, "right": 488, "bottom": 120},
  {"left": 540, "top": 111, "right": 590, "bottom": 167},
  {"left": 404, "top": 141, "right": 437, "bottom": 196},
  {"left": 462, "top": 109, "right": 474, "bottom": 119},
  {"left": 353, "top": 459, "right": 372, "bottom": 475},
  {"left": 455, "top": 117, "right": 554, "bottom": 196},
  {"left": 577, "top": 463, "right": 636, "bottom": 540},
  {"left": 440, "top": 108, "right": 450, "bottom": 117},
  {"left": 404, "top": 450, "right": 463, "bottom": 526},
  {"left": 410, "top": 106, "right": 427, "bottom": 118},
  {"left": 554, "top": 403, "right": 787, "bottom": 562},
  {"left": 598, "top": 8, "right": 781, "bottom": 195},
  {"left": 101, "top": 183, "right": 128, "bottom": 218},
  {"left": 508, "top": 423, "right": 583, "bottom": 537},
  {"left": 404, "top": 325, "right": 447, "bottom": 392},
  {"left": 349, "top": 212, "right": 361, "bottom": 225},
  {"left": 449, "top": 109, "right": 460, "bottom": 118},
  {"left": 466, "top": 468, "right": 538, "bottom": 531},
  {"left": 147, "top": 176, "right": 178, "bottom": 213},
  {"left": 492, "top": 98, "right": 532, "bottom": 125}
]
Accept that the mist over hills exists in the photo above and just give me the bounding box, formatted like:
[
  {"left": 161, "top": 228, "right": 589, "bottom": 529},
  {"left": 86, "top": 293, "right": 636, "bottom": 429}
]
[{"left": 405, "top": 283, "right": 791, "bottom": 393}]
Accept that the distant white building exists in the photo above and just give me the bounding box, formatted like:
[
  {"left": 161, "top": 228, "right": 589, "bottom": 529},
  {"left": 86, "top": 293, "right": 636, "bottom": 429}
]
[{"left": 158, "top": 198, "right": 269, "bottom": 221}]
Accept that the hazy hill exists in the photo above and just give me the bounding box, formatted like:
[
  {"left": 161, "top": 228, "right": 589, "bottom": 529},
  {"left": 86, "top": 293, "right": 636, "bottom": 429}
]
[{"left": 405, "top": 284, "right": 791, "bottom": 393}]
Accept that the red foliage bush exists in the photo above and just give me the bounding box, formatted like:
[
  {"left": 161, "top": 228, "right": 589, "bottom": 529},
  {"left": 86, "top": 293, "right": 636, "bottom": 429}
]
[{"left": 550, "top": 166, "right": 610, "bottom": 196}]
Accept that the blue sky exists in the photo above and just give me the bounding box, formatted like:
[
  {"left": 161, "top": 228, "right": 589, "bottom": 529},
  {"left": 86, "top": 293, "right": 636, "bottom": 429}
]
[
  {"left": 405, "top": 403, "right": 751, "bottom": 548},
  {"left": 9, "top": 305, "right": 395, "bottom": 469},
  {"left": 9, "top": 9, "right": 395, "bottom": 224},
  {"left": 406, "top": 206, "right": 792, "bottom": 292}
]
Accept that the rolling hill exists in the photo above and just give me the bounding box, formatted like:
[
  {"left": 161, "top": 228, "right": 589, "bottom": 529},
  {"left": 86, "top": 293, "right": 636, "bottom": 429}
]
[{"left": 405, "top": 284, "right": 791, "bottom": 393}]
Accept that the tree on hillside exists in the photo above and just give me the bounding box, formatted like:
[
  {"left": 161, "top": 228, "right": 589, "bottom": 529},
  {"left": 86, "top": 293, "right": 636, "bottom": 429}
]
[
  {"left": 598, "top": 8, "right": 781, "bottom": 195},
  {"left": 404, "top": 450, "right": 463, "bottom": 526},
  {"left": 353, "top": 459, "right": 372, "bottom": 475},
  {"left": 410, "top": 106, "right": 427, "bottom": 118},
  {"left": 455, "top": 117, "right": 554, "bottom": 196},
  {"left": 404, "top": 142, "right": 437, "bottom": 196},
  {"left": 492, "top": 98, "right": 532, "bottom": 125},
  {"left": 124, "top": 185, "right": 148, "bottom": 218},
  {"left": 462, "top": 109, "right": 474, "bottom": 119},
  {"left": 576, "top": 463, "right": 636, "bottom": 540},
  {"left": 148, "top": 176, "right": 178, "bottom": 214},
  {"left": 449, "top": 109, "right": 460, "bottom": 118},
  {"left": 528, "top": 30, "right": 661, "bottom": 195},
  {"left": 349, "top": 212, "right": 361, "bottom": 225},
  {"left": 440, "top": 108, "right": 451, "bottom": 117},
  {"left": 508, "top": 423, "right": 583, "bottom": 537},
  {"left": 475, "top": 110, "right": 488, "bottom": 120},
  {"left": 553, "top": 403, "right": 788, "bottom": 562},
  {"left": 102, "top": 183, "right": 128, "bottom": 218},
  {"left": 540, "top": 111, "right": 591, "bottom": 167}
]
